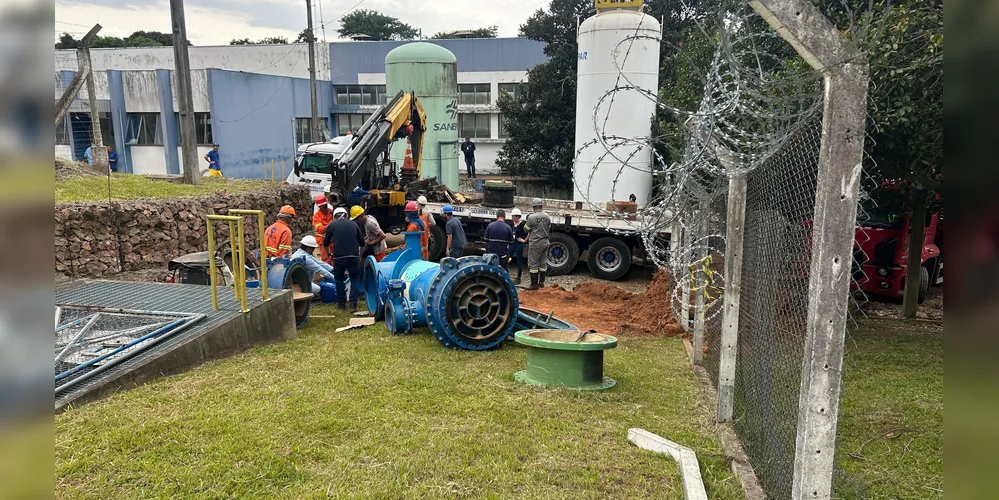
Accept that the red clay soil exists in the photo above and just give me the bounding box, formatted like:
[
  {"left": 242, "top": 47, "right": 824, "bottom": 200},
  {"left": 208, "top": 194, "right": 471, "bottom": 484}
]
[{"left": 518, "top": 271, "right": 686, "bottom": 338}]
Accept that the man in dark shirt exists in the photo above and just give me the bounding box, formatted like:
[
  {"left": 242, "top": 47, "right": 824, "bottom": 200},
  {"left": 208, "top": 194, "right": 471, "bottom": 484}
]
[
  {"left": 323, "top": 207, "right": 366, "bottom": 311},
  {"left": 444, "top": 205, "right": 467, "bottom": 258},
  {"left": 106, "top": 145, "right": 119, "bottom": 172},
  {"left": 484, "top": 210, "right": 515, "bottom": 271},
  {"left": 460, "top": 137, "right": 476, "bottom": 178}
]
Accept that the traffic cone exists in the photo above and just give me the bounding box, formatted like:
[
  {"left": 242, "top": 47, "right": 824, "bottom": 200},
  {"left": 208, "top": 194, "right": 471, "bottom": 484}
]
[
  {"left": 403, "top": 140, "right": 414, "bottom": 170},
  {"left": 401, "top": 138, "right": 417, "bottom": 184}
]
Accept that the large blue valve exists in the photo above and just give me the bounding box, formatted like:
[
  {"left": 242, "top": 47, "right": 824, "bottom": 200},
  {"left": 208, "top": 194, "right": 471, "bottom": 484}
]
[{"left": 363, "top": 231, "right": 520, "bottom": 350}]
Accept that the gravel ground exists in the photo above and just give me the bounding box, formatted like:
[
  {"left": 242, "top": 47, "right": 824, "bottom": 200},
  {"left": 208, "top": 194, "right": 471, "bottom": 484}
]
[{"left": 858, "top": 285, "right": 944, "bottom": 322}]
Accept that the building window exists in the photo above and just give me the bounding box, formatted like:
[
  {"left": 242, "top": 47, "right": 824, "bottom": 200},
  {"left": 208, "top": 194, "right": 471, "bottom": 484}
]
[
  {"left": 335, "top": 114, "right": 369, "bottom": 136},
  {"left": 125, "top": 113, "right": 162, "bottom": 145},
  {"left": 458, "top": 84, "right": 491, "bottom": 105},
  {"left": 334, "top": 85, "right": 387, "bottom": 105},
  {"left": 295, "top": 117, "right": 331, "bottom": 144},
  {"left": 498, "top": 113, "right": 510, "bottom": 139},
  {"left": 55, "top": 120, "right": 70, "bottom": 145},
  {"left": 195, "top": 112, "right": 213, "bottom": 145},
  {"left": 498, "top": 83, "right": 523, "bottom": 101},
  {"left": 459, "top": 113, "right": 491, "bottom": 139}
]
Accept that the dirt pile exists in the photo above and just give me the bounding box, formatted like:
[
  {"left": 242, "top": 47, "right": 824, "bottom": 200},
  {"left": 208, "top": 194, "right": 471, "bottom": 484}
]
[
  {"left": 518, "top": 270, "right": 684, "bottom": 338},
  {"left": 55, "top": 184, "right": 313, "bottom": 278},
  {"left": 55, "top": 158, "right": 102, "bottom": 182}
]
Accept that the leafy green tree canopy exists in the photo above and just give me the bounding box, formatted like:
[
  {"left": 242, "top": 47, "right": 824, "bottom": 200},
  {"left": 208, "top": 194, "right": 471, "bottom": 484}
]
[
  {"left": 337, "top": 9, "right": 418, "bottom": 41},
  {"left": 431, "top": 26, "right": 498, "bottom": 39}
]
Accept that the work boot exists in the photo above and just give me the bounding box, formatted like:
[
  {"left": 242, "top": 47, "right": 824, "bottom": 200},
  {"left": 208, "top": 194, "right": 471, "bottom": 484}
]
[
  {"left": 526, "top": 273, "right": 539, "bottom": 290},
  {"left": 337, "top": 303, "right": 347, "bottom": 311},
  {"left": 539, "top": 271, "right": 547, "bottom": 287},
  {"left": 349, "top": 302, "right": 358, "bottom": 313},
  {"left": 514, "top": 275, "right": 522, "bottom": 285}
]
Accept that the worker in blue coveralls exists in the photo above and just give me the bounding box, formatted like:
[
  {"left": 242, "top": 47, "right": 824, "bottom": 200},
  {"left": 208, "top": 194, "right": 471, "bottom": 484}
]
[{"left": 203, "top": 143, "right": 222, "bottom": 176}]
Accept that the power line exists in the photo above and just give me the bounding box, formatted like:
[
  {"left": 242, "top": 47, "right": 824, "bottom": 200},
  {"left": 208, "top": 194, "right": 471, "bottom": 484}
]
[
  {"left": 55, "top": 20, "right": 93, "bottom": 29},
  {"left": 321, "top": 0, "right": 370, "bottom": 29}
]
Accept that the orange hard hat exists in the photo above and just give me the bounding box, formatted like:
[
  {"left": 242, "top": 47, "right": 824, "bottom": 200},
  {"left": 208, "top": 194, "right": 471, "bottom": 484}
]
[{"left": 278, "top": 205, "right": 296, "bottom": 217}]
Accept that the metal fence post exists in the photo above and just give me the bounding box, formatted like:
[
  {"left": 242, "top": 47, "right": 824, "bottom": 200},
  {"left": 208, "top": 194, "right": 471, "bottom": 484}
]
[
  {"left": 717, "top": 173, "right": 747, "bottom": 422},
  {"left": 748, "top": 1, "right": 869, "bottom": 497}
]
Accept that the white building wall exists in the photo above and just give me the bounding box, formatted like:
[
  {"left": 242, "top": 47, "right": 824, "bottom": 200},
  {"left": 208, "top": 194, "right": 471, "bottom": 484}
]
[
  {"left": 357, "top": 70, "right": 527, "bottom": 175},
  {"left": 55, "top": 145, "right": 73, "bottom": 160},
  {"left": 55, "top": 44, "right": 330, "bottom": 80},
  {"left": 121, "top": 71, "right": 161, "bottom": 112},
  {"left": 129, "top": 146, "right": 166, "bottom": 175}
]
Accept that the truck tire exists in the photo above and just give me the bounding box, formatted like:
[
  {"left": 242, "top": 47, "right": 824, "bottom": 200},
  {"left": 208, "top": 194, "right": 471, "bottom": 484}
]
[
  {"left": 918, "top": 265, "right": 929, "bottom": 304},
  {"left": 587, "top": 237, "right": 631, "bottom": 281},
  {"left": 428, "top": 224, "right": 446, "bottom": 261},
  {"left": 546, "top": 233, "right": 579, "bottom": 276}
]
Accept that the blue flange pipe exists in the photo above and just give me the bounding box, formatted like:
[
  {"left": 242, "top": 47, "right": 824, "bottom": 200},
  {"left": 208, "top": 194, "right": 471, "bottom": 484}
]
[
  {"left": 369, "top": 232, "right": 520, "bottom": 350},
  {"left": 267, "top": 256, "right": 313, "bottom": 328}
]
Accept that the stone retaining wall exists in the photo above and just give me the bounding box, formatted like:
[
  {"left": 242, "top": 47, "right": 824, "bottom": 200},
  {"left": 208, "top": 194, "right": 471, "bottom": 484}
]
[{"left": 55, "top": 185, "right": 314, "bottom": 278}]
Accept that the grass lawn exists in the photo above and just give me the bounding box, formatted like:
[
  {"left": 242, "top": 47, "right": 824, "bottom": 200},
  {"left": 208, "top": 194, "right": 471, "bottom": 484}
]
[
  {"left": 55, "top": 303, "right": 744, "bottom": 499},
  {"left": 834, "top": 318, "right": 943, "bottom": 498},
  {"left": 55, "top": 174, "right": 273, "bottom": 203}
]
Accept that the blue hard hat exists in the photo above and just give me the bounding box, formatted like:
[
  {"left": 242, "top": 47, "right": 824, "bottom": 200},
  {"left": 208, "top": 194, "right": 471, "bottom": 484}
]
[{"left": 442, "top": 205, "right": 454, "bottom": 214}]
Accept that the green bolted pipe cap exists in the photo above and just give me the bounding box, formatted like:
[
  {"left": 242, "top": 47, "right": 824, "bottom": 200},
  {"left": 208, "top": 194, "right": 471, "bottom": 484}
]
[
  {"left": 514, "top": 329, "right": 618, "bottom": 351},
  {"left": 386, "top": 42, "right": 457, "bottom": 64}
]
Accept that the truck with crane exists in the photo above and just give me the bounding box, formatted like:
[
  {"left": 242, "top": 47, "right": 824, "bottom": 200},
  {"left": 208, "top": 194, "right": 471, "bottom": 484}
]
[{"left": 287, "top": 90, "right": 668, "bottom": 281}]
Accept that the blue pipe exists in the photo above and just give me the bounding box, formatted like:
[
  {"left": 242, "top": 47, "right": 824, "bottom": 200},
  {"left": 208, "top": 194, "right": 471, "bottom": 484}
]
[{"left": 370, "top": 232, "right": 519, "bottom": 350}]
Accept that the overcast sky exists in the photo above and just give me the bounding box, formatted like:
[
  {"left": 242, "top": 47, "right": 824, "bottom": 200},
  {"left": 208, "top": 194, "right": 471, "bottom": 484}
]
[{"left": 54, "top": 0, "right": 550, "bottom": 45}]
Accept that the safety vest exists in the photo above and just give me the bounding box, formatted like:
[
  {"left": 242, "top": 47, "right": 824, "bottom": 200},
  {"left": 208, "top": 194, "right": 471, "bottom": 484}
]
[
  {"left": 264, "top": 220, "right": 293, "bottom": 258},
  {"left": 407, "top": 221, "right": 430, "bottom": 260}
]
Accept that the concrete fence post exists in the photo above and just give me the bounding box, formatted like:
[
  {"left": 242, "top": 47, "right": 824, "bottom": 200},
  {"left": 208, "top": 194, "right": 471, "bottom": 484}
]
[
  {"left": 680, "top": 218, "right": 692, "bottom": 333},
  {"left": 748, "top": 0, "right": 869, "bottom": 498},
  {"left": 717, "top": 173, "right": 747, "bottom": 422},
  {"left": 691, "top": 204, "right": 709, "bottom": 363}
]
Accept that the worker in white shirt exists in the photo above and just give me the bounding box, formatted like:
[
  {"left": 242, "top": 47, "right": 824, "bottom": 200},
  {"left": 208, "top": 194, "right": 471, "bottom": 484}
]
[{"left": 291, "top": 235, "right": 336, "bottom": 295}]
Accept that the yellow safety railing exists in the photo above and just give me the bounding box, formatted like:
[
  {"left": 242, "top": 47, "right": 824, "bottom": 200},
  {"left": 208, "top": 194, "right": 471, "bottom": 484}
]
[
  {"left": 229, "top": 209, "right": 269, "bottom": 302},
  {"left": 207, "top": 215, "right": 248, "bottom": 312}
]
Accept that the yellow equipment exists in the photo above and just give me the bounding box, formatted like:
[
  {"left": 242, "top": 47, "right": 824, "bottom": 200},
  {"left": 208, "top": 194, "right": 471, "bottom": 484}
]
[{"left": 328, "top": 90, "right": 426, "bottom": 208}]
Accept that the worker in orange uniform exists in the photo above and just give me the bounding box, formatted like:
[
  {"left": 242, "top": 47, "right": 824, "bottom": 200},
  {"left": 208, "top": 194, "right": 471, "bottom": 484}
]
[
  {"left": 312, "top": 194, "right": 334, "bottom": 263},
  {"left": 403, "top": 200, "right": 429, "bottom": 260},
  {"left": 264, "top": 205, "right": 296, "bottom": 258}
]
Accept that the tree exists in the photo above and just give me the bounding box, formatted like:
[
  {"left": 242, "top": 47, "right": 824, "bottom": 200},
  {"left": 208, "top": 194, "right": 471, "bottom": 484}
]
[
  {"left": 818, "top": 0, "right": 943, "bottom": 317},
  {"left": 496, "top": 0, "right": 709, "bottom": 186},
  {"left": 56, "top": 32, "right": 78, "bottom": 49},
  {"left": 295, "top": 28, "right": 315, "bottom": 44},
  {"left": 431, "top": 26, "right": 498, "bottom": 39},
  {"left": 258, "top": 36, "right": 289, "bottom": 44},
  {"left": 126, "top": 31, "right": 175, "bottom": 46},
  {"left": 230, "top": 38, "right": 253, "bottom": 45},
  {"left": 494, "top": 0, "right": 591, "bottom": 185},
  {"left": 337, "top": 9, "right": 418, "bottom": 41}
]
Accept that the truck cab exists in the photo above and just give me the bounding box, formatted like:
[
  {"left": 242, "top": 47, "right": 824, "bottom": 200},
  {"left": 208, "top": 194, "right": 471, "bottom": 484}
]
[
  {"left": 286, "top": 137, "right": 350, "bottom": 199},
  {"left": 853, "top": 205, "right": 943, "bottom": 303}
]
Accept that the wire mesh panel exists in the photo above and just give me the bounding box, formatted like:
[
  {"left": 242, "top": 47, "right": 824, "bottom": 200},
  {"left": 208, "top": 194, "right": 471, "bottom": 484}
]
[
  {"left": 732, "top": 114, "right": 822, "bottom": 498},
  {"left": 55, "top": 305, "right": 205, "bottom": 396}
]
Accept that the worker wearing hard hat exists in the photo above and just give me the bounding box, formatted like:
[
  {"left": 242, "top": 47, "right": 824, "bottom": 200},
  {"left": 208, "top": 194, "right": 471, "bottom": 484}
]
[
  {"left": 523, "top": 198, "right": 552, "bottom": 290},
  {"left": 509, "top": 208, "right": 527, "bottom": 285},
  {"left": 416, "top": 195, "right": 436, "bottom": 228},
  {"left": 312, "top": 194, "right": 334, "bottom": 263},
  {"left": 264, "top": 205, "right": 296, "bottom": 258},
  {"left": 291, "top": 235, "right": 336, "bottom": 295},
  {"left": 402, "top": 200, "right": 430, "bottom": 260},
  {"left": 351, "top": 206, "right": 388, "bottom": 262},
  {"left": 323, "top": 206, "right": 366, "bottom": 312}
]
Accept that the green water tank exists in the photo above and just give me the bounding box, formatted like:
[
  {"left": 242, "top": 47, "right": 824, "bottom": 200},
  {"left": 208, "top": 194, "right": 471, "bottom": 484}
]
[{"left": 385, "top": 42, "right": 459, "bottom": 190}]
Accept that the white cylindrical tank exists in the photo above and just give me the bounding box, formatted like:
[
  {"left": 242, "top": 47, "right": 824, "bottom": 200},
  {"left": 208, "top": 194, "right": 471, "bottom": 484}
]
[{"left": 573, "top": 7, "right": 660, "bottom": 207}]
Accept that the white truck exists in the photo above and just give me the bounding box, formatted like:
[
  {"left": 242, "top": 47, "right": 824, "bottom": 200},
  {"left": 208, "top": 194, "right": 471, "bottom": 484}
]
[{"left": 420, "top": 198, "right": 667, "bottom": 281}]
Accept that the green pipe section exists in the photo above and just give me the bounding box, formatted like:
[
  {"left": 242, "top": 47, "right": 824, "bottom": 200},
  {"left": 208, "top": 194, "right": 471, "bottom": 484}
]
[{"left": 514, "top": 329, "right": 618, "bottom": 390}]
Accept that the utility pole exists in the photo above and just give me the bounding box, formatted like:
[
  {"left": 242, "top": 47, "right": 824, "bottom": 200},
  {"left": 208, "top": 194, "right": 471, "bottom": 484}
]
[
  {"left": 79, "top": 24, "right": 108, "bottom": 173},
  {"left": 305, "top": 0, "right": 321, "bottom": 142},
  {"left": 170, "top": 0, "right": 201, "bottom": 184}
]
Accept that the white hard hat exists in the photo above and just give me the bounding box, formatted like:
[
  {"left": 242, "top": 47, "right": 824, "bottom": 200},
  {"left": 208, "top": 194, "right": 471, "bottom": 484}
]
[
  {"left": 417, "top": 195, "right": 428, "bottom": 205},
  {"left": 333, "top": 207, "right": 348, "bottom": 218},
  {"left": 510, "top": 208, "right": 522, "bottom": 217},
  {"left": 300, "top": 235, "right": 318, "bottom": 248}
]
